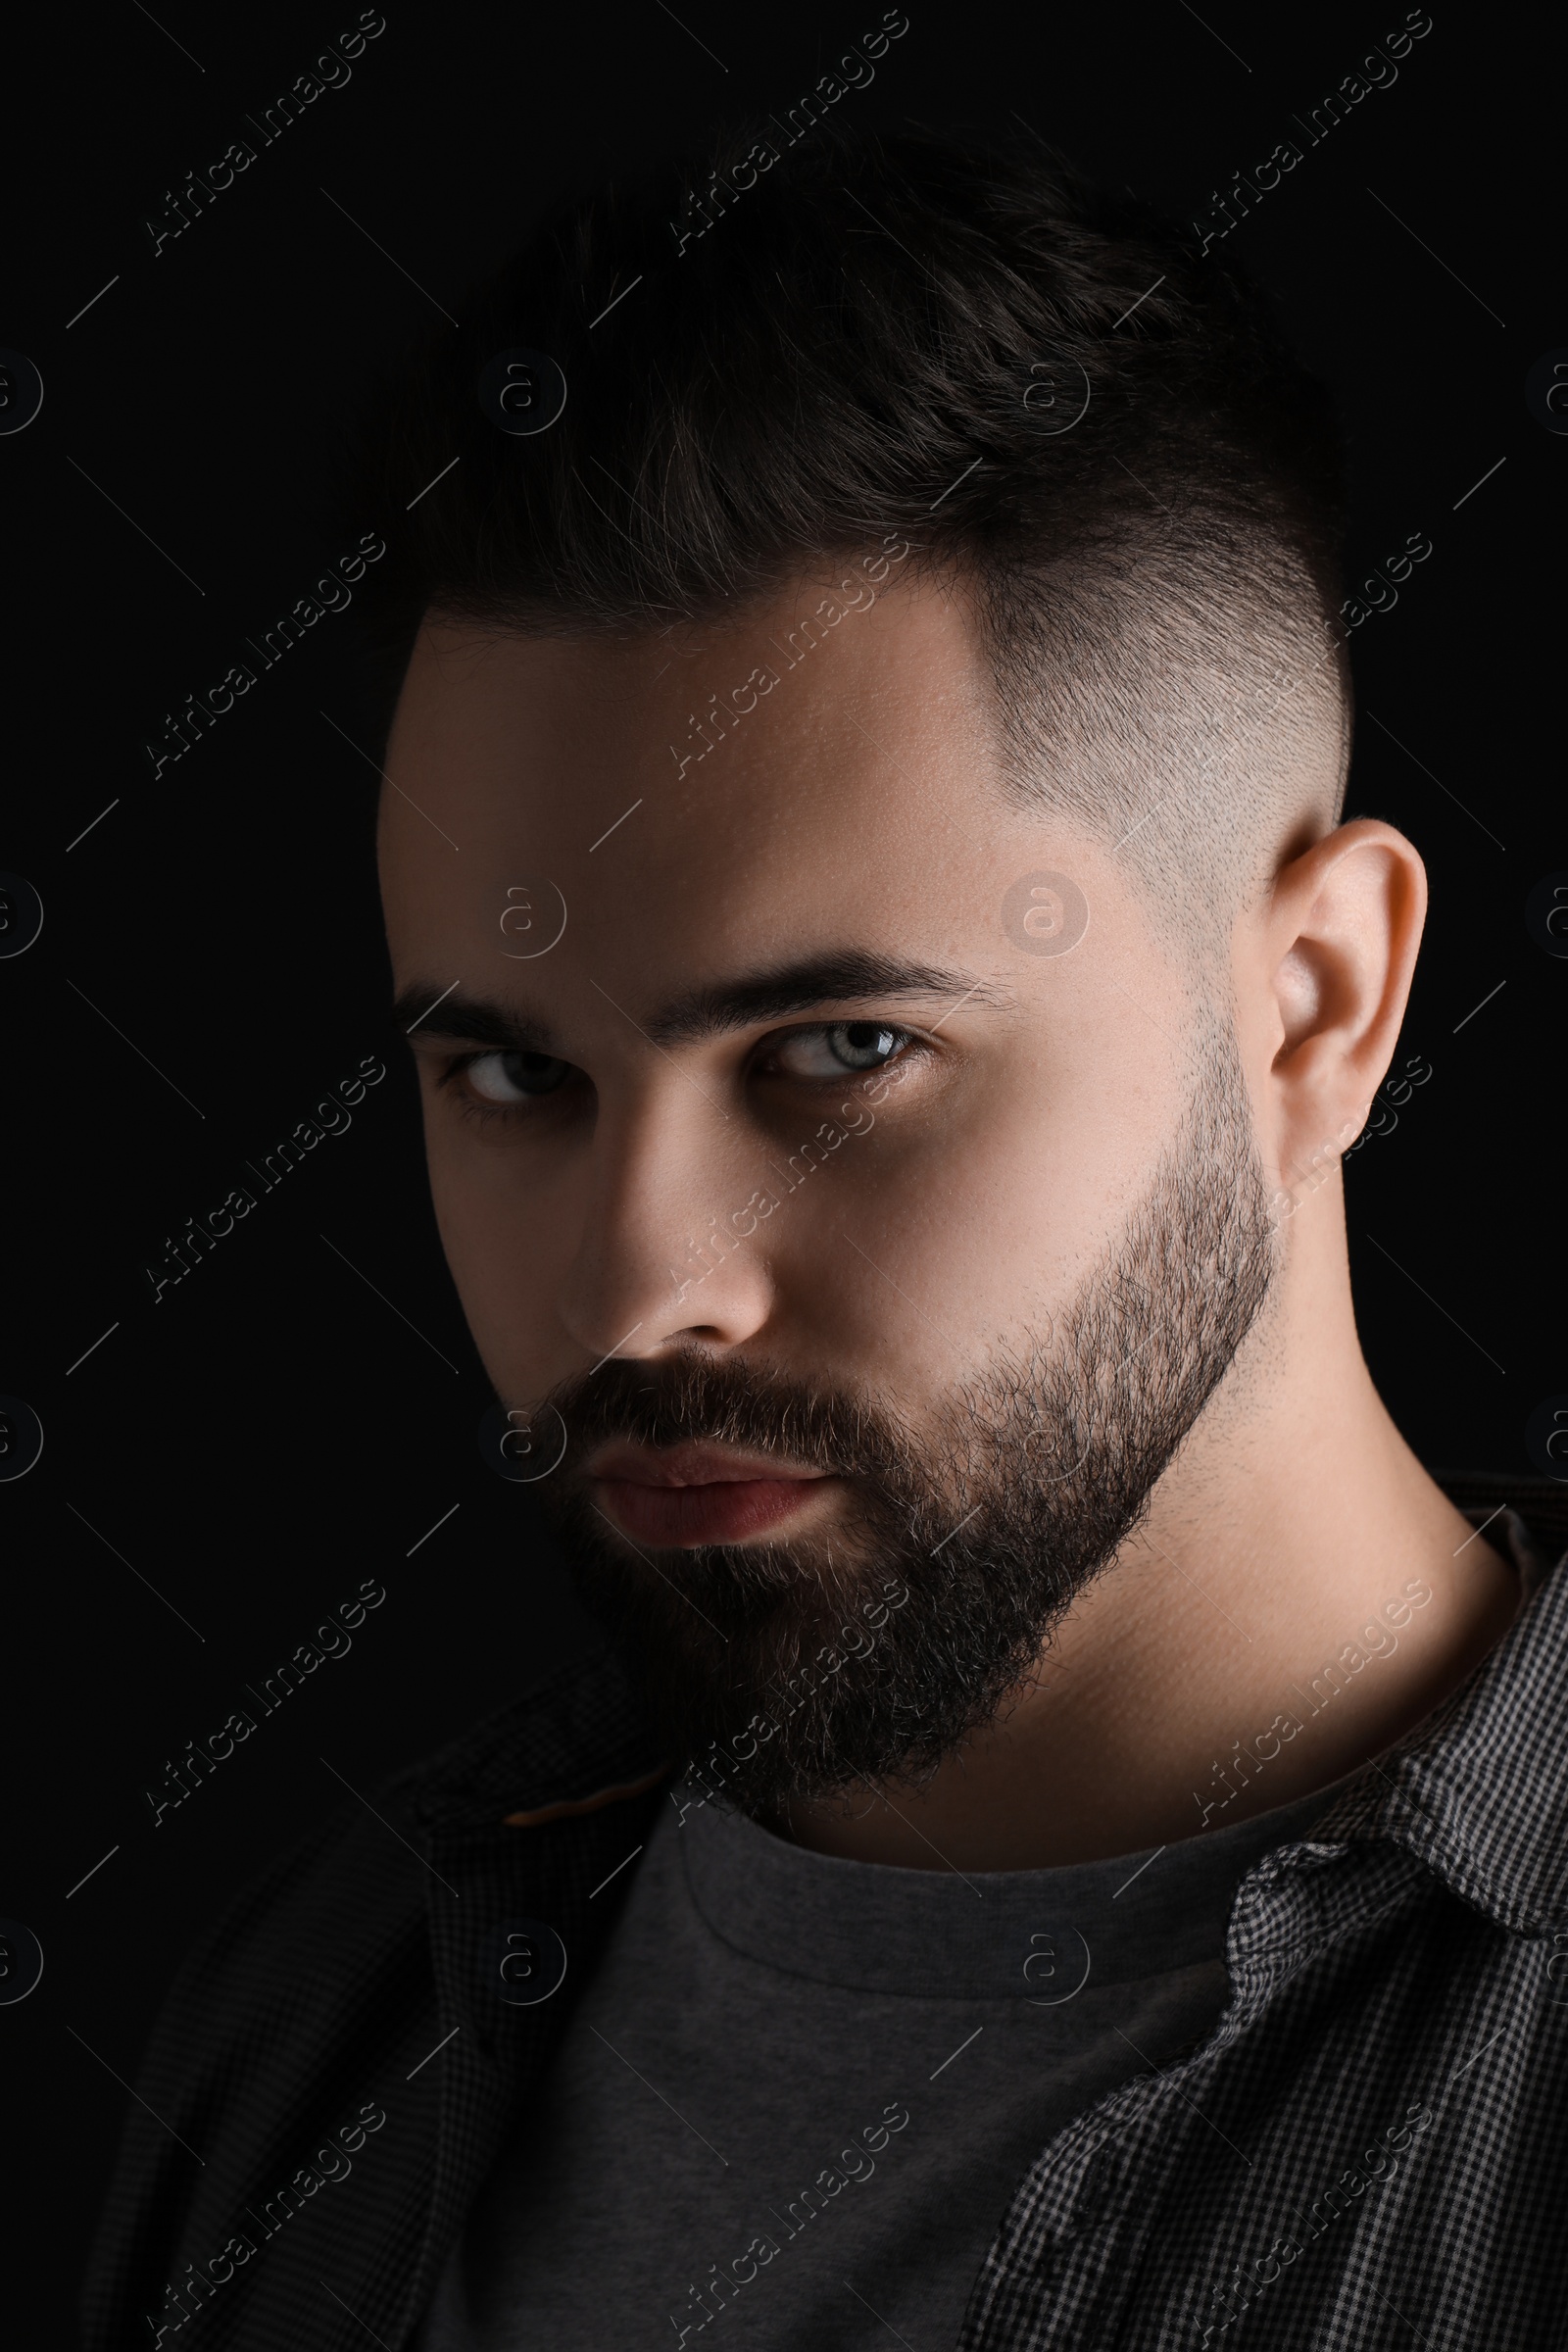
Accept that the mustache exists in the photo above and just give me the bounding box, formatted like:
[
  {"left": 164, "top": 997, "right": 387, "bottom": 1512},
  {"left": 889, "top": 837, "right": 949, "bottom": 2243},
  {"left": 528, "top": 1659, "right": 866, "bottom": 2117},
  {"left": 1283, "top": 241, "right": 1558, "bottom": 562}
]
[{"left": 529, "top": 1351, "right": 919, "bottom": 1490}]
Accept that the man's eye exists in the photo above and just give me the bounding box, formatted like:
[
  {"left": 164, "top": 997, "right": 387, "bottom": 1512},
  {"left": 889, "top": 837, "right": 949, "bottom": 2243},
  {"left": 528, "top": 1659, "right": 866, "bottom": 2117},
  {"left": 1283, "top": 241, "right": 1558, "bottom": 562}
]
[
  {"left": 465, "top": 1050, "right": 571, "bottom": 1103},
  {"left": 767, "top": 1022, "right": 909, "bottom": 1080}
]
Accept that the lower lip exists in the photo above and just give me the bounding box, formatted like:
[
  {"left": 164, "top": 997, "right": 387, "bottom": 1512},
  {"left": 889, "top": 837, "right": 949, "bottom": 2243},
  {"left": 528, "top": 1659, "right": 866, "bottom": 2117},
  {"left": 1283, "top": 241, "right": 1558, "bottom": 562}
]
[{"left": 596, "top": 1476, "right": 831, "bottom": 1547}]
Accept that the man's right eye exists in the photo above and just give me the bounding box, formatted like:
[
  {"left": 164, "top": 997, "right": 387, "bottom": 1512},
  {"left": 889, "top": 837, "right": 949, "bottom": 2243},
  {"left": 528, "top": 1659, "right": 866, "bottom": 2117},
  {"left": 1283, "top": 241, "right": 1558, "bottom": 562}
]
[{"left": 465, "top": 1050, "right": 572, "bottom": 1103}]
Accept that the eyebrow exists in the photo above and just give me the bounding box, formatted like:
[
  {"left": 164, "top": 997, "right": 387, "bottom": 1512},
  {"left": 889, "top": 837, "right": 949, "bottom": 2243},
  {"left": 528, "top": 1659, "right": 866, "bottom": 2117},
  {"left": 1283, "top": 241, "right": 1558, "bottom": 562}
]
[{"left": 392, "top": 950, "right": 1015, "bottom": 1055}]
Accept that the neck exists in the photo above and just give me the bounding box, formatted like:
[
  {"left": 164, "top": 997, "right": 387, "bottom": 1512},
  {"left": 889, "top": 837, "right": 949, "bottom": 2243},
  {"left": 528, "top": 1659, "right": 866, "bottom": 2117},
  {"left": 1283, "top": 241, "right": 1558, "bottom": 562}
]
[{"left": 778, "top": 1184, "right": 1522, "bottom": 1871}]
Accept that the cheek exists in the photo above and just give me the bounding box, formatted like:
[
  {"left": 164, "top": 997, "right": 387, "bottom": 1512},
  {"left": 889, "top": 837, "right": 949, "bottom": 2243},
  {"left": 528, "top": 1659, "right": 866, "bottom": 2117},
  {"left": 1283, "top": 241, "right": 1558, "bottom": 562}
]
[
  {"left": 423, "top": 1133, "right": 564, "bottom": 1377},
  {"left": 775, "top": 1079, "right": 1129, "bottom": 1373}
]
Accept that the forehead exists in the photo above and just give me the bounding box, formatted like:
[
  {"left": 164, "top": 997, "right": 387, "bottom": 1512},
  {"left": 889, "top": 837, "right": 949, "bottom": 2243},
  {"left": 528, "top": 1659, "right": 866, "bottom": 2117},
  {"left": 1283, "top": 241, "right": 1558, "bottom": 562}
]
[{"left": 377, "top": 573, "right": 1111, "bottom": 991}]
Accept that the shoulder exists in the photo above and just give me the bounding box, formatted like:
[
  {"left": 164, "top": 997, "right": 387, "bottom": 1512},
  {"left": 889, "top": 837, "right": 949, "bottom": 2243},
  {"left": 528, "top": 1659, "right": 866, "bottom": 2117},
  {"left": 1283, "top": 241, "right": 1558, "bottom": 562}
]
[
  {"left": 154, "top": 1642, "right": 627, "bottom": 2060},
  {"left": 83, "top": 1643, "right": 641, "bottom": 2346}
]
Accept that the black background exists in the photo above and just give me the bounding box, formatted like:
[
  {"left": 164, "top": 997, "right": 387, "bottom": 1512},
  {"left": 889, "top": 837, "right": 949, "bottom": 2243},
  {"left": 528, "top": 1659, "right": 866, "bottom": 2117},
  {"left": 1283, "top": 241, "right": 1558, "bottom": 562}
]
[{"left": 1, "top": 0, "right": 1558, "bottom": 2337}]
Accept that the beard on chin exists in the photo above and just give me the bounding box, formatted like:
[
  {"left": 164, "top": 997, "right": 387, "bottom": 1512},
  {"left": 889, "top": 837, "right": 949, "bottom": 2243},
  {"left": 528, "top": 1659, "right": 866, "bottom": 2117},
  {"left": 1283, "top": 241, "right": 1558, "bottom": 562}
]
[{"left": 527, "top": 1023, "right": 1277, "bottom": 1820}]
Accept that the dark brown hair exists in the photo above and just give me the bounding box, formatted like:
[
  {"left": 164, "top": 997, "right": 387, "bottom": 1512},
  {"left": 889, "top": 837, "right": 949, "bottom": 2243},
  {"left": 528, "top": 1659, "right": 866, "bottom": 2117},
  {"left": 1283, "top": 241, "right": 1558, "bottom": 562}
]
[{"left": 348, "top": 119, "right": 1350, "bottom": 913}]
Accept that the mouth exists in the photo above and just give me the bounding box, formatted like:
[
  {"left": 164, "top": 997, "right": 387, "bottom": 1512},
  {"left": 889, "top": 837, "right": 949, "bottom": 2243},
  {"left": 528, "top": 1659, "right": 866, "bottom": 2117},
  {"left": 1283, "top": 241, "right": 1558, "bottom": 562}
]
[{"left": 586, "top": 1439, "right": 839, "bottom": 1549}]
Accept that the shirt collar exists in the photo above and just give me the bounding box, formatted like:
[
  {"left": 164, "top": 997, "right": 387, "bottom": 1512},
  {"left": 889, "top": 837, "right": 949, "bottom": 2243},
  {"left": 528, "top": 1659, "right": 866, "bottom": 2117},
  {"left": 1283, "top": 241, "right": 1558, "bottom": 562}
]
[
  {"left": 401, "top": 1643, "right": 662, "bottom": 1836},
  {"left": 1310, "top": 1502, "right": 1568, "bottom": 1934}
]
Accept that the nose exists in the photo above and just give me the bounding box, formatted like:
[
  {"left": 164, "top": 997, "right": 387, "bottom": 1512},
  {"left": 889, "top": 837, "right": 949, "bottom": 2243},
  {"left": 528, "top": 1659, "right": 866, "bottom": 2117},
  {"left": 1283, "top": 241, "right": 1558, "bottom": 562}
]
[{"left": 555, "top": 1085, "right": 778, "bottom": 1365}]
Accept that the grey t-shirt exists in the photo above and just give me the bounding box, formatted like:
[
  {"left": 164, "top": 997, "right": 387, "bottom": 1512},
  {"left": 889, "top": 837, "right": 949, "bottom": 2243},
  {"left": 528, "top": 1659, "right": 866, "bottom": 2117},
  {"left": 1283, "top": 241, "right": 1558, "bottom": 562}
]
[{"left": 416, "top": 1777, "right": 1341, "bottom": 2352}]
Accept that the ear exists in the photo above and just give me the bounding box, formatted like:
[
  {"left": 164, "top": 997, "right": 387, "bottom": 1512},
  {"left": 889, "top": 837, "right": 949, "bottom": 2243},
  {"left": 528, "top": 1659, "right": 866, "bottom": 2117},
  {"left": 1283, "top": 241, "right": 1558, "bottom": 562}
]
[{"left": 1251, "top": 818, "right": 1427, "bottom": 1198}]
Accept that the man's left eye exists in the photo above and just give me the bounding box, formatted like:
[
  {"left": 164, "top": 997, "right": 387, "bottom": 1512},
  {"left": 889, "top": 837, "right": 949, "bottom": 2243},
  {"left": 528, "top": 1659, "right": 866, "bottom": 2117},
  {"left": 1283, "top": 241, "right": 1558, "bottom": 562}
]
[{"left": 766, "top": 1022, "right": 909, "bottom": 1080}]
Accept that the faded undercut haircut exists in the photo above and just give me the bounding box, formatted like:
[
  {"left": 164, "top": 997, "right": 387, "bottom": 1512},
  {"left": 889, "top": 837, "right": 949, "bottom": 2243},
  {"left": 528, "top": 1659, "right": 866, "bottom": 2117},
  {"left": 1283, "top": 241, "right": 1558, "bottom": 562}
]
[{"left": 347, "top": 120, "right": 1351, "bottom": 945}]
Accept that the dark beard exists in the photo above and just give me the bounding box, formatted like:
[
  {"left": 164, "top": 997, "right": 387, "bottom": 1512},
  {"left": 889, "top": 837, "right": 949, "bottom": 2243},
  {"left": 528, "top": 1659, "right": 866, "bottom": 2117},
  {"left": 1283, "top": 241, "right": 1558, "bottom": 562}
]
[{"left": 527, "top": 1023, "right": 1276, "bottom": 1816}]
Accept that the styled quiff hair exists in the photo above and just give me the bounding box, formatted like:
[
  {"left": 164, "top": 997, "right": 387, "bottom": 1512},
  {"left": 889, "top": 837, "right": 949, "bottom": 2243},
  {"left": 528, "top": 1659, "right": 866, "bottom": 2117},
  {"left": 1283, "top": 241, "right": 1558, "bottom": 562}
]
[{"left": 350, "top": 120, "right": 1352, "bottom": 933}]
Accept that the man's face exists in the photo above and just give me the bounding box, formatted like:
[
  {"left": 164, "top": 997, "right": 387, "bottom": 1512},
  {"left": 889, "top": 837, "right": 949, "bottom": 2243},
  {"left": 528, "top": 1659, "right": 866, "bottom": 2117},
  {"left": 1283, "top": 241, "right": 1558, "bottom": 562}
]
[{"left": 379, "top": 570, "right": 1276, "bottom": 1808}]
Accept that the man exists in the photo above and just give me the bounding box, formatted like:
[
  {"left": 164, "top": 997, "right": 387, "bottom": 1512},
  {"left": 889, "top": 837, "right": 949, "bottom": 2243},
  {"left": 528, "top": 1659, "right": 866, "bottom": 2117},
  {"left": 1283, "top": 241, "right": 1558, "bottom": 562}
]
[{"left": 87, "top": 122, "right": 1568, "bottom": 2352}]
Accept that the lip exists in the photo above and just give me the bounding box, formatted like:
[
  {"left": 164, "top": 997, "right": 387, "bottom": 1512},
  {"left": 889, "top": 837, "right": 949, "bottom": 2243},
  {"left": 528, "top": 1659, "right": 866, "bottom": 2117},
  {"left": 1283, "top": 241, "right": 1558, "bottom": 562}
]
[
  {"left": 585, "top": 1439, "right": 830, "bottom": 1487},
  {"left": 587, "top": 1439, "right": 836, "bottom": 1548}
]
